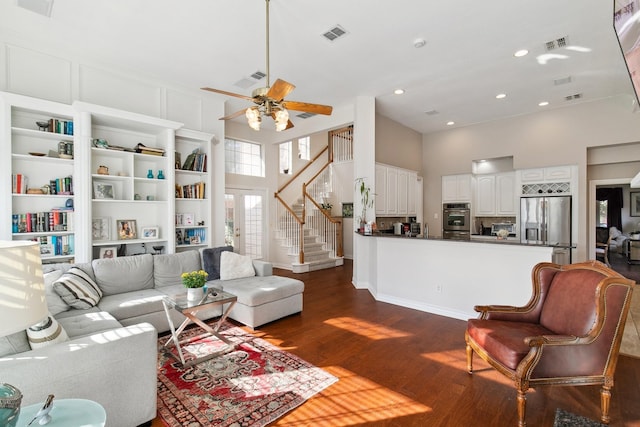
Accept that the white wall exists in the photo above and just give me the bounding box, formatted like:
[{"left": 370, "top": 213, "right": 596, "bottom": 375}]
[{"left": 422, "top": 96, "right": 640, "bottom": 262}]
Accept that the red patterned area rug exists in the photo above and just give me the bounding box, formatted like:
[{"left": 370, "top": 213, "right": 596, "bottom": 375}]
[{"left": 157, "top": 320, "right": 338, "bottom": 426}]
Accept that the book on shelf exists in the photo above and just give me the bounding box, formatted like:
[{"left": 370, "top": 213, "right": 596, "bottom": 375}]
[
  {"left": 36, "top": 234, "right": 74, "bottom": 257},
  {"left": 47, "top": 118, "right": 74, "bottom": 135},
  {"left": 175, "top": 182, "right": 206, "bottom": 199},
  {"left": 12, "top": 208, "right": 73, "bottom": 233},
  {"left": 135, "top": 143, "right": 165, "bottom": 156},
  {"left": 49, "top": 176, "right": 73, "bottom": 195},
  {"left": 12, "top": 174, "right": 28, "bottom": 194},
  {"left": 181, "top": 149, "right": 207, "bottom": 172}
]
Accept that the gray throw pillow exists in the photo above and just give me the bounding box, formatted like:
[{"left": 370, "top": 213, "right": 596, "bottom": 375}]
[
  {"left": 202, "top": 246, "right": 233, "bottom": 280},
  {"left": 53, "top": 267, "right": 103, "bottom": 309}
]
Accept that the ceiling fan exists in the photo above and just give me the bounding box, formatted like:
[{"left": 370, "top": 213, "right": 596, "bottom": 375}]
[{"left": 201, "top": 0, "right": 333, "bottom": 131}]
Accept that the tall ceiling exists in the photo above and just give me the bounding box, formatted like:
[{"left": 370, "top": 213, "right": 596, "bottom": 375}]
[{"left": 0, "top": 0, "right": 635, "bottom": 134}]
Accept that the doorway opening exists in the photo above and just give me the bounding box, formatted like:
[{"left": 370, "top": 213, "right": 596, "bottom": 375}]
[{"left": 224, "top": 188, "right": 267, "bottom": 259}]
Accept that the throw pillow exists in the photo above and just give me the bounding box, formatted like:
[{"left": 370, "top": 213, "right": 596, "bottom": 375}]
[
  {"left": 27, "top": 313, "right": 69, "bottom": 349},
  {"left": 219, "top": 251, "right": 256, "bottom": 280},
  {"left": 53, "top": 267, "right": 103, "bottom": 309},
  {"left": 202, "top": 245, "right": 233, "bottom": 280},
  {"left": 44, "top": 270, "right": 70, "bottom": 316}
]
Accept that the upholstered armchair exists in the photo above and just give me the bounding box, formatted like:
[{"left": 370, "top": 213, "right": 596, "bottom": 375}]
[{"left": 465, "top": 261, "right": 635, "bottom": 426}]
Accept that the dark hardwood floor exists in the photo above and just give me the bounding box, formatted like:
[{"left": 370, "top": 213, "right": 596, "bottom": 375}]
[
  {"left": 153, "top": 260, "right": 640, "bottom": 427},
  {"left": 609, "top": 251, "right": 640, "bottom": 283}
]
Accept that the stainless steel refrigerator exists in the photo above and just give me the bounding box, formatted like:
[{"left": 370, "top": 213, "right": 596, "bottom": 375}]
[{"left": 521, "top": 196, "right": 572, "bottom": 263}]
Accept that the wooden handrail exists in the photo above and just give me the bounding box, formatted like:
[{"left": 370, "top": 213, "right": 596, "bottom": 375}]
[
  {"left": 277, "top": 145, "right": 329, "bottom": 194},
  {"left": 274, "top": 193, "right": 303, "bottom": 224}
]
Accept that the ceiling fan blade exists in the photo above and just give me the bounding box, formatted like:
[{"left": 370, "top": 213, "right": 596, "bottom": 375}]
[
  {"left": 201, "top": 87, "right": 255, "bottom": 102},
  {"left": 267, "top": 79, "right": 296, "bottom": 102},
  {"left": 282, "top": 101, "right": 333, "bottom": 115},
  {"left": 219, "top": 109, "right": 248, "bottom": 120}
]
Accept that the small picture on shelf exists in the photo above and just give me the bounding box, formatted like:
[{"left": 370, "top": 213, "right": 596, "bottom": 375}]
[
  {"left": 141, "top": 226, "right": 159, "bottom": 239},
  {"left": 117, "top": 219, "right": 137, "bottom": 240},
  {"left": 190, "top": 236, "right": 201, "bottom": 245},
  {"left": 183, "top": 213, "right": 195, "bottom": 226},
  {"left": 92, "top": 217, "right": 111, "bottom": 241},
  {"left": 93, "top": 182, "right": 114, "bottom": 199},
  {"left": 176, "top": 229, "right": 185, "bottom": 246},
  {"left": 99, "top": 247, "right": 117, "bottom": 259},
  {"left": 175, "top": 152, "right": 182, "bottom": 170},
  {"left": 40, "top": 244, "right": 54, "bottom": 256}
]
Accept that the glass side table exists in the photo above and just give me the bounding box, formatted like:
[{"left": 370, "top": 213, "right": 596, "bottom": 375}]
[{"left": 15, "top": 399, "right": 105, "bottom": 427}]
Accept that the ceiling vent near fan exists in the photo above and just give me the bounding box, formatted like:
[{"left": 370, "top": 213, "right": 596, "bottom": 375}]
[
  {"left": 565, "top": 93, "right": 582, "bottom": 101},
  {"left": 545, "top": 36, "right": 569, "bottom": 51},
  {"left": 424, "top": 109, "right": 440, "bottom": 116},
  {"left": 322, "top": 25, "right": 348, "bottom": 42},
  {"left": 554, "top": 76, "right": 572, "bottom": 86},
  {"left": 296, "top": 112, "right": 317, "bottom": 119},
  {"left": 233, "top": 70, "right": 267, "bottom": 89}
]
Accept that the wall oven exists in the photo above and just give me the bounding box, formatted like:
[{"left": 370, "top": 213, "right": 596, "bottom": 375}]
[{"left": 443, "top": 203, "right": 471, "bottom": 240}]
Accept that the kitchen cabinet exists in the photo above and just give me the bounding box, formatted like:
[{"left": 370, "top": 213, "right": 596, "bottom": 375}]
[
  {"left": 519, "top": 166, "right": 571, "bottom": 183},
  {"left": 442, "top": 174, "right": 472, "bottom": 203},
  {"left": 375, "top": 163, "right": 418, "bottom": 216},
  {"left": 474, "top": 172, "right": 516, "bottom": 216}
]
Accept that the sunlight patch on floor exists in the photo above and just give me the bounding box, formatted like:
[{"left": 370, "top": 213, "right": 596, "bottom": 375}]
[
  {"left": 323, "top": 317, "right": 411, "bottom": 340},
  {"left": 274, "top": 365, "right": 430, "bottom": 426}
]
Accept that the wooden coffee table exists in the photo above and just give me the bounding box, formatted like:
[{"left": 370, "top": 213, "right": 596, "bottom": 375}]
[{"left": 161, "top": 289, "right": 237, "bottom": 367}]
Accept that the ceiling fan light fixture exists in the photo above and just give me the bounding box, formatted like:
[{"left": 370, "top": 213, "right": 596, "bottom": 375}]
[
  {"left": 246, "top": 107, "right": 261, "bottom": 131},
  {"left": 275, "top": 108, "right": 289, "bottom": 131}
]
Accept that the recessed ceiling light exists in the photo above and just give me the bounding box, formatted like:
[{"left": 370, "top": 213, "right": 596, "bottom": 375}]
[
  {"left": 414, "top": 38, "right": 426, "bottom": 48},
  {"left": 394, "top": 89, "right": 405, "bottom": 95},
  {"left": 446, "top": 121, "right": 455, "bottom": 126},
  {"left": 538, "top": 101, "right": 549, "bottom": 106},
  {"left": 514, "top": 49, "right": 529, "bottom": 57},
  {"left": 496, "top": 93, "right": 507, "bottom": 99}
]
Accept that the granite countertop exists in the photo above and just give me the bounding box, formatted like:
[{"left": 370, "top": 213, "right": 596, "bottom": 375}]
[{"left": 356, "top": 231, "right": 575, "bottom": 248}]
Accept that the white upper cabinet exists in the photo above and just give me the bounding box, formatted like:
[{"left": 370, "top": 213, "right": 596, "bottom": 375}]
[
  {"left": 520, "top": 166, "right": 571, "bottom": 183},
  {"left": 442, "top": 174, "right": 472, "bottom": 203},
  {"left": 474, "top": 172, "right": 516, "bottom": 216},
  {"left": 376, "top": 163, "right": 418, "bottom": 216}
]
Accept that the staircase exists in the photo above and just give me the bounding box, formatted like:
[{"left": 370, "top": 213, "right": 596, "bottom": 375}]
[{"left": 273, "top": 126, "right": 352, "bottom": 272}]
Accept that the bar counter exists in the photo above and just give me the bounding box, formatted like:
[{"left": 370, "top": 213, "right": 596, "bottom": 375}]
[{"left": 353, "top": 232, "right": 554, "bottom": 321}]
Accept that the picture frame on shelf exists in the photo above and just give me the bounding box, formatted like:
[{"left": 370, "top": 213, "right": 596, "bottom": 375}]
[
  {"left": 141, "top": 226, "right": 159, "bottom": 239},
  {"left": 190, "top": 235, "right": 201, "bottom": 245},
  {"left": 99, "top": 246, "right": 117, "bottom": 259},
  {"left": 93, "top": 182, "right": 115, "bottom": 199},
  {"left": 40, "top": 244, "right": 54, "bottom": 256},
  {"left": 92, "top": 217, "right": 111, "bottom": 241},
  {"left": 631, "top": 191, "right": 640, "bottom": 217},
  {"left": 117, "top": 219, "right": 137, "bottom": 240},
  {"left": 175, "top": 151, "right": 182, "bottom": 170},
  {"left": 176, "top": 229, "right": 185, "bottom": 245},
  {"left": 183, "top": 213, "right": 195, "bottom": 226}
]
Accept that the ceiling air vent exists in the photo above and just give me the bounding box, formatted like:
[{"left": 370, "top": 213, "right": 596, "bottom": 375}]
[
  {"left": 545, "top": 36, "right": 569, "bottom": 51},
  {"left": 553, "top": 76, "right": 572, "bottom": 86},
  {"left": 322, "top": 25, "right": 348, "bottom": 42},
  {"left": 564, "top": 93, "right": 582, "bottom": 101},
  {"left": 296, "top": 112, "right": 317, "bottom": 119},
  {"left": 424, "top": 109, "right": 440, "bottom": 116},
  {"left": 233, "top": 70, "right": 267, "bottom": 89}
]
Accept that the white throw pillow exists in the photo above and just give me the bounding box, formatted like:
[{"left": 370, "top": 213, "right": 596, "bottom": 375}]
[
  {"left": 44, "top": 270, "right": 70, "bottom": 316},
  {"left": 27, "top": 313, "right": 69, "bottom": 349},
  {"left": 219, "top": 251, "right": 256, "bottom": 280}
]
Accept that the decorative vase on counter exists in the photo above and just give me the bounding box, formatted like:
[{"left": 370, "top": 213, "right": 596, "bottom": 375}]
[{"left": 147, "top": 169, "right": 154, "bottom": 179}]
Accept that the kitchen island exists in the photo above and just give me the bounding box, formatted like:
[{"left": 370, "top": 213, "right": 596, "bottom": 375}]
[{"left": 353, "top": 233, "right": 553, "bottom": 320}]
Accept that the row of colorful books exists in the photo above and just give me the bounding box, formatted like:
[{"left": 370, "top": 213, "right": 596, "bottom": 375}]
[
  {"left": 180, "top": 150, "right": 207, "bottom": 172},
  {"left": 176, "top": 228, "right": 206, "bottom": 245},
  {"left": 45, "top": 118, "right": 74, "bottom": 135},
  {"left": 11, "top": 174, "right": 73, "bottom": 195},
  {"left": 35, "top": 234, "right": 74, "bottom": 257},
  {"left": 12, "top": 209, "right": 74, "bottom": 233},
  {"left": 175, "top": 182, "right": 206, "bottom": 199}
]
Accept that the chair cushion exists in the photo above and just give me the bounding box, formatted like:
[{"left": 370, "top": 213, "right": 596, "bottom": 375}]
[
  {"left": 219, "top": 276, "right": 304, "bottom": 307},
  {"left": 97, "top": 289, "right": 166, "bottom": 321},
  {"left": 467, "top": 319, "right": 552, "bottom": 370},
  {"left": 92, "top": 254, "right": 154, "bottom": 296},
  {"left": 58, "top": 311, "right": 123, "bottom": 339}
]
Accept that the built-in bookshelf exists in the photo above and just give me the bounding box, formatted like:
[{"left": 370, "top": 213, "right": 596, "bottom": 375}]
[
  {"left": 74, "top": 101, "right": 182, "bottom": 259},
  {"left": 1, "top": 92, "right": 79, "bottom": 263},
  {"left": 174, "top": 129, "right": 214, "bottom": 252}
]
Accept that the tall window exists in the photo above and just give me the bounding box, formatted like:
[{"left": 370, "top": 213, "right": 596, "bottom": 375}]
[
  {"left": 225, "top": 138, "right": 264, "bottom": 177},
  {"left": 279, "top": 141, "right": 292, "bottom": 174},
  {"left": 298, "top": 136, "right": 310, "bottom": 160},
  {"left": 596, "top": 200, "right": 608, "bottom": 227}
]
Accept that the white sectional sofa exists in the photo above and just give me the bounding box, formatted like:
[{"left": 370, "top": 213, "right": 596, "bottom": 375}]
[{"left": 0, "top": 249, "right": 304, "bottom": 427}]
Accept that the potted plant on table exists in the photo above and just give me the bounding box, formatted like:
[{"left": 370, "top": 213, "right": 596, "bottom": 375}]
[{"left": 181, "top": 270, "right": 208, "bottom": 301}]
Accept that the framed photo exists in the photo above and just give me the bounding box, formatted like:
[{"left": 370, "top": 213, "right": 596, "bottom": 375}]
[
  {"left": 183, "top": 213, "right": 195, "bottom": 226},
  {"left": 117, "top": 219, "right": 137, "bottom": 240},
  {"left": 631, "top": 191, "right": 640, "bottom": 217},
  {"left": 190, "top": 235, "right": 201, "bottom": 244},
  {"left": 93, "top": 182, "right": 115, "bottom": 199},
  {"left": 342, "top": 202, "right": 354, "bottom": 218},
  {"left": 99, "top": 246, "right": 117, "bottom": 259},
  {"left": 141, "top": 226, "right": 159, "bottom": 239},
  {"left": 92, "top": 217, "right": 110, "bottom": 241},
  {"left": 40, "top": 244, "right": 54, "bottom": 256}
]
